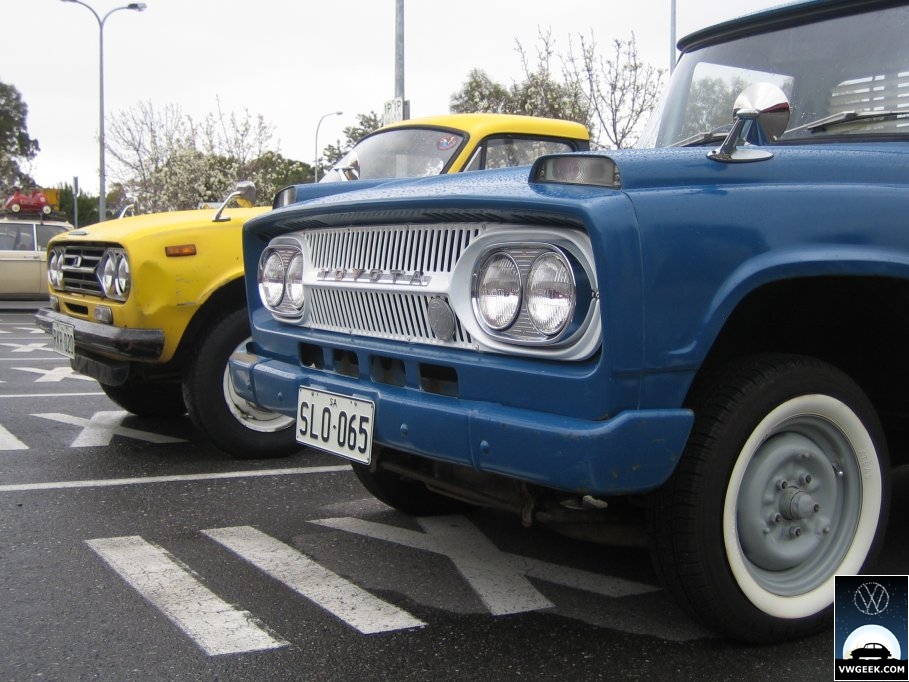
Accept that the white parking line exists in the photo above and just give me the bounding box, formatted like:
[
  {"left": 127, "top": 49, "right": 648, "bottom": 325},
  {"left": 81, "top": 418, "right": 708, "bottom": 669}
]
[
  {"left": 204, "top": 526, "right": 425, "bottom": 634},
  {"left": 14, "top": 366, "right": 96, "bottom": 382},
  {"left": 0, "top": 342, "right": 50, "bottom": 353},
  {"left": 0, "top": 392, "right": 104, "bottom": 397},
  {"left": 33, "top": 411, "right": 187, "bottom": 446},
  {"left": 86, "top": 535, "right": 287, "bottom": 656},
  {"left": 0, "top": 423, "right": 28, "bottom": 450},
  {"left": 313, "top": 515, "right": 660, "bottom": 615},
  {"left": 0, "top": 465, "right": 351, "bottom": 492}
]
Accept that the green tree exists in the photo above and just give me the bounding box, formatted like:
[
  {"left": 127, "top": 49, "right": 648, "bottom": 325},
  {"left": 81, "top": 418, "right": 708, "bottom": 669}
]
[
  {"left": 56, "top": 183, "right": 99, "bottom": 226},
  {"left": 0, "top": 81, "right": 39, "bottom": 190},
  {"left": 322, "top": 111, "right": 383, "bottom": 169},
  {"left": 450, "top": 69, "right": 511, "bottom": 114}
]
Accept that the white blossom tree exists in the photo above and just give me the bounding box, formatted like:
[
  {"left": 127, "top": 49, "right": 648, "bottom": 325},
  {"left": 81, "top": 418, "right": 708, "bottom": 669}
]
[{"left": 106, "top": 100, "right": 310, "bottom": 214}]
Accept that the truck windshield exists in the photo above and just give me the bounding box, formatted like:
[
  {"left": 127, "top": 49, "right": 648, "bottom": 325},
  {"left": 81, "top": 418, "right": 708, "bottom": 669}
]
[
  {"left": 321, "top": 127, "right": 465, "bottom": 182},
  {"left": 638, "top": 5, "right": 909, "bottom": 148}
]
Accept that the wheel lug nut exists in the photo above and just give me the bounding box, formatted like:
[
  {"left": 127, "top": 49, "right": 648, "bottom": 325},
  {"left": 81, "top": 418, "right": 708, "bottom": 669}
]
[
  {"left": 789, "top": 527, "right": 802, "bottom": 538},
  {"left": 769, "top": 513, "right": 782, "bottom": 525},
  {"left": 799, "top": 473, "right": 812, "bottom": 485}
]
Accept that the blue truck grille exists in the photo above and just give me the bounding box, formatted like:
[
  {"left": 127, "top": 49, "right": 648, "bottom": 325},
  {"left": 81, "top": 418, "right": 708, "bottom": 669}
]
[{"left": 303, "top": 224, "right": 479, "bottom": 348}]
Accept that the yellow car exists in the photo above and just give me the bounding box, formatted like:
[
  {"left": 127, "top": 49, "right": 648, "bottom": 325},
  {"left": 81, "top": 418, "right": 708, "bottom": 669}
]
[{"left": 36, "top": 114, "right": 589, "bottom": 458}]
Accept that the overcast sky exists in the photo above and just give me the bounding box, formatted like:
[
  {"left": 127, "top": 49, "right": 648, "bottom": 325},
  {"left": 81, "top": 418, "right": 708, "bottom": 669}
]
[{"left": 3, "top": 0, "right": 783, "bottom": 195}]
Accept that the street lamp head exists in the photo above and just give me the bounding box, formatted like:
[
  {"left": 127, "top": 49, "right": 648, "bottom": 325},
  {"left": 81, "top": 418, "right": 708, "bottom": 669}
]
[{"left": 127, "top": 3, "right": 147, "bottom": 10}]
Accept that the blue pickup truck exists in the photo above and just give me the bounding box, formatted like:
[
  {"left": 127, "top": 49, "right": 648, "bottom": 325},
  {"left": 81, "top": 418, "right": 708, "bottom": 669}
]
[{"left": 231, "top": 0, "right": 906, "bottom": 641}]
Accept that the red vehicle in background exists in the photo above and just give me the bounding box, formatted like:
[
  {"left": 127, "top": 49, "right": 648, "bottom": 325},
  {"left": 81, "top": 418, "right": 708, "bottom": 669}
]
[{"left": 5, "top": 188, "right": 52, "bottom": 215}]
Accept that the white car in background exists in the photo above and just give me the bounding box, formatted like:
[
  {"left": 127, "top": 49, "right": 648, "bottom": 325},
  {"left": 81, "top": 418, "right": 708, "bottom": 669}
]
[{"left": 0, "top": 217, "right": 72, "bottom": 298}]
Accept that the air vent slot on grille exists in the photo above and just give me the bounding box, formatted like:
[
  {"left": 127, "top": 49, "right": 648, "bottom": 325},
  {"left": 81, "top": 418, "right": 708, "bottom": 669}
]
[{"left": 58, "top": 244, "right": 105, "bottom": 296}]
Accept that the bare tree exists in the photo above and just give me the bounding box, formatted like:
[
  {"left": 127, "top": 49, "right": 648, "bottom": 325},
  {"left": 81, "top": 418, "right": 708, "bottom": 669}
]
[
  {"left": 449, "top": 29, "right": 664, "bottom": 150},
  {"left": 107, "top": 101, "right": 194, "bottom": 212},
  {"left": 564, "top": 32, "right": 665, "bottom": 148}
]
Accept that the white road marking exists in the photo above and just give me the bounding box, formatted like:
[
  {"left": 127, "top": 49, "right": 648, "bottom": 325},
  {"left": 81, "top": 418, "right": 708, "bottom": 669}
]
[
  {"left": 204, "top": 526, "right": 425, "bottom": 634},
  {"left": 0, "top": 465, "right": 350, "bottom": 492},
  {"left": 32, "top": 410, "right": 186, "bottom": 446},
  {"left": 0, "top": 358, "right": 70, "bottom": 362},
  {"left": 0, "top": 422, "right": 28, "bottom": 450},
  {"left": 14, "top": 366, "right": 96, "bottom": 382},
  {"left": 0, "top": 342, "right": 49, "bottom": 353},
  {"left": 86, "top": 535, "right": 287, "bottom": 656},
  {"left": 0, "top": 391, "right": 105, "bottom": 397},
  {"left": 312, "top": 515, "right": 659, "bottom": 616}
]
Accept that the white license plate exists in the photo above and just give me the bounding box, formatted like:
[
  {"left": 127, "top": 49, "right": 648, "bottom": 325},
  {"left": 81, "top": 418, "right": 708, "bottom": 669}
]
[
  {"left": 51, "top": 321, "right": 75, "bottom": 359},
  {"left": 296, "top": 387, "right": 374, "bottom": 463}
]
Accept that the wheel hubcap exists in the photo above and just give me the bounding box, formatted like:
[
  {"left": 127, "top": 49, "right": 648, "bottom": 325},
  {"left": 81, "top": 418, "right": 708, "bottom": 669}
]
[
  {"left": 734, "top": 414, "right": 862, "bottom": 596},
  {"left": 221, "top": 339, "right": 295, "bottom": 433}
]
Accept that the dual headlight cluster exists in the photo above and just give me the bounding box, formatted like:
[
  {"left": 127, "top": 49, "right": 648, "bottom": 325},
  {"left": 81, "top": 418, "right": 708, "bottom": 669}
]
[
  {"left": 47, "top": 247, "right": 131, "bottom": 302},
  {"left": 98, "top": 249, "right": 131, "bottom": 301},
  {"left": 472, "top": 246, "right": 586, "bottom": 342},
  {"left": 259, "top": 246, "right": 306, "bottom": 316}
]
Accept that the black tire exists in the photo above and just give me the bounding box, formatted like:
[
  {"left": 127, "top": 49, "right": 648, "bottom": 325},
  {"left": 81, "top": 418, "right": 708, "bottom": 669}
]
[
  {"left": 101, "top": 380, "right": 186, "bottom": 417},
  {"left": 182, "top": 308, "right": 300, "bottom": 459},
  {"left": 352, "top": 454, "right": 473, "bottom": 516},
  {"left": 649, "top": 354, "right": 889, "bottom": 643}
]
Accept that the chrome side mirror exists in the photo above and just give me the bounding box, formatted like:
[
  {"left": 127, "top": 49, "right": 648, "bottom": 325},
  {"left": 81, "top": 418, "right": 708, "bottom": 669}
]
[
  {"left": 709, "top": 83, "right": 791, "bottom": 163},
  {"left": 213, "top": 181, "right": 258, "bottom": 223}
]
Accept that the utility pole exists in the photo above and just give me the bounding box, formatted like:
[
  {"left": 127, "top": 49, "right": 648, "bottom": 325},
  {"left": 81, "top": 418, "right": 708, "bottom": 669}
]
[{"left": 395, "top": 0, "right": 404, "bottom": 101}]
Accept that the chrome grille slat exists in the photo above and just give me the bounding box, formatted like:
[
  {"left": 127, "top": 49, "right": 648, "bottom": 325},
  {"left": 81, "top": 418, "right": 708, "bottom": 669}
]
[
  {"left": 309, "top": 288, "right": 471, "bottom": 346},
  {"left": 296, "top": 224, "right": 478, "bottom": 349},
  {"left": 306, "top": 225, "right": 478, "bottom": 273},
  {"left": 58, "top": 244, "right": 105, "bottom": 295}
]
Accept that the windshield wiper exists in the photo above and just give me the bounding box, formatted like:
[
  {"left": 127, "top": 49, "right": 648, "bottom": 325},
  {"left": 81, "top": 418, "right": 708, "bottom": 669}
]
[
  {"left": 784, "top": 110, "right": 907, "bottom": 135},
  {"left": 672, "top": 125, "right": 733, "bottom": 147}
]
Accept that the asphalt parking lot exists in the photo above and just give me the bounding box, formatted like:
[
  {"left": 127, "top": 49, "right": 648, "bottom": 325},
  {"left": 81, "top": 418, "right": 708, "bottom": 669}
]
[{"left": 1, "top": 302, "right": 890, "bottom": 680}]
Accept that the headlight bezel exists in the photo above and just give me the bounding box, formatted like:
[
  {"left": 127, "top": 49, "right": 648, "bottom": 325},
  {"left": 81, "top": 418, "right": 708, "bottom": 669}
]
[
  {"left": 48, "top": 247, "right": 64, "bottom": 290},
  {"left": 258, "top": 243, "right": 306, "bottom": 318},
  {"left": 468, "top": 242, "right": 592, "bottom": 347}
]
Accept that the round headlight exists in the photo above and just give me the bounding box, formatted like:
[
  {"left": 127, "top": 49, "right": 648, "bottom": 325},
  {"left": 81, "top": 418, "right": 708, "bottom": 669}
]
[
  {"left": 115, "top": 255, "right": 130, "bottom": 297},
  {"left": 258, "top": 250, "right": 286, "bottom": 308},
  {"left": 285, "top": 253, "right": 306, "bottom": 310},
  {"left": 99, "top": 251, "right": 129, "bottom": 300},
  {"left": 475, "top": 253, "right": 521, "bottom": 330},
  {"left": 526, "top": 251, "right": 575, "bottom": 336}
]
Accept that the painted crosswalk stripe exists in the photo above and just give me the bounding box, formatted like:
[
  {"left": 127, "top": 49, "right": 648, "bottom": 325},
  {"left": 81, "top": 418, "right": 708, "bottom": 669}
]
[
  {"left": 0, "top": 422, "right": 27, "bottom": 450},
  {"left": 204, "top": 525, "right": 425, "bottom": 634},
  {"left": 86, "top": 535, "right": 287, "bottom": 656}
]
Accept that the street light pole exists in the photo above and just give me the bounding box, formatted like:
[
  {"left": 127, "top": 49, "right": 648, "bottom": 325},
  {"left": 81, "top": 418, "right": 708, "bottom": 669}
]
[
  {"left": 61, "top": 0, "right": 147, "bottom": 222},
  {"left": 314, "top": 110, "right": 343, "bottom": 182}
]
